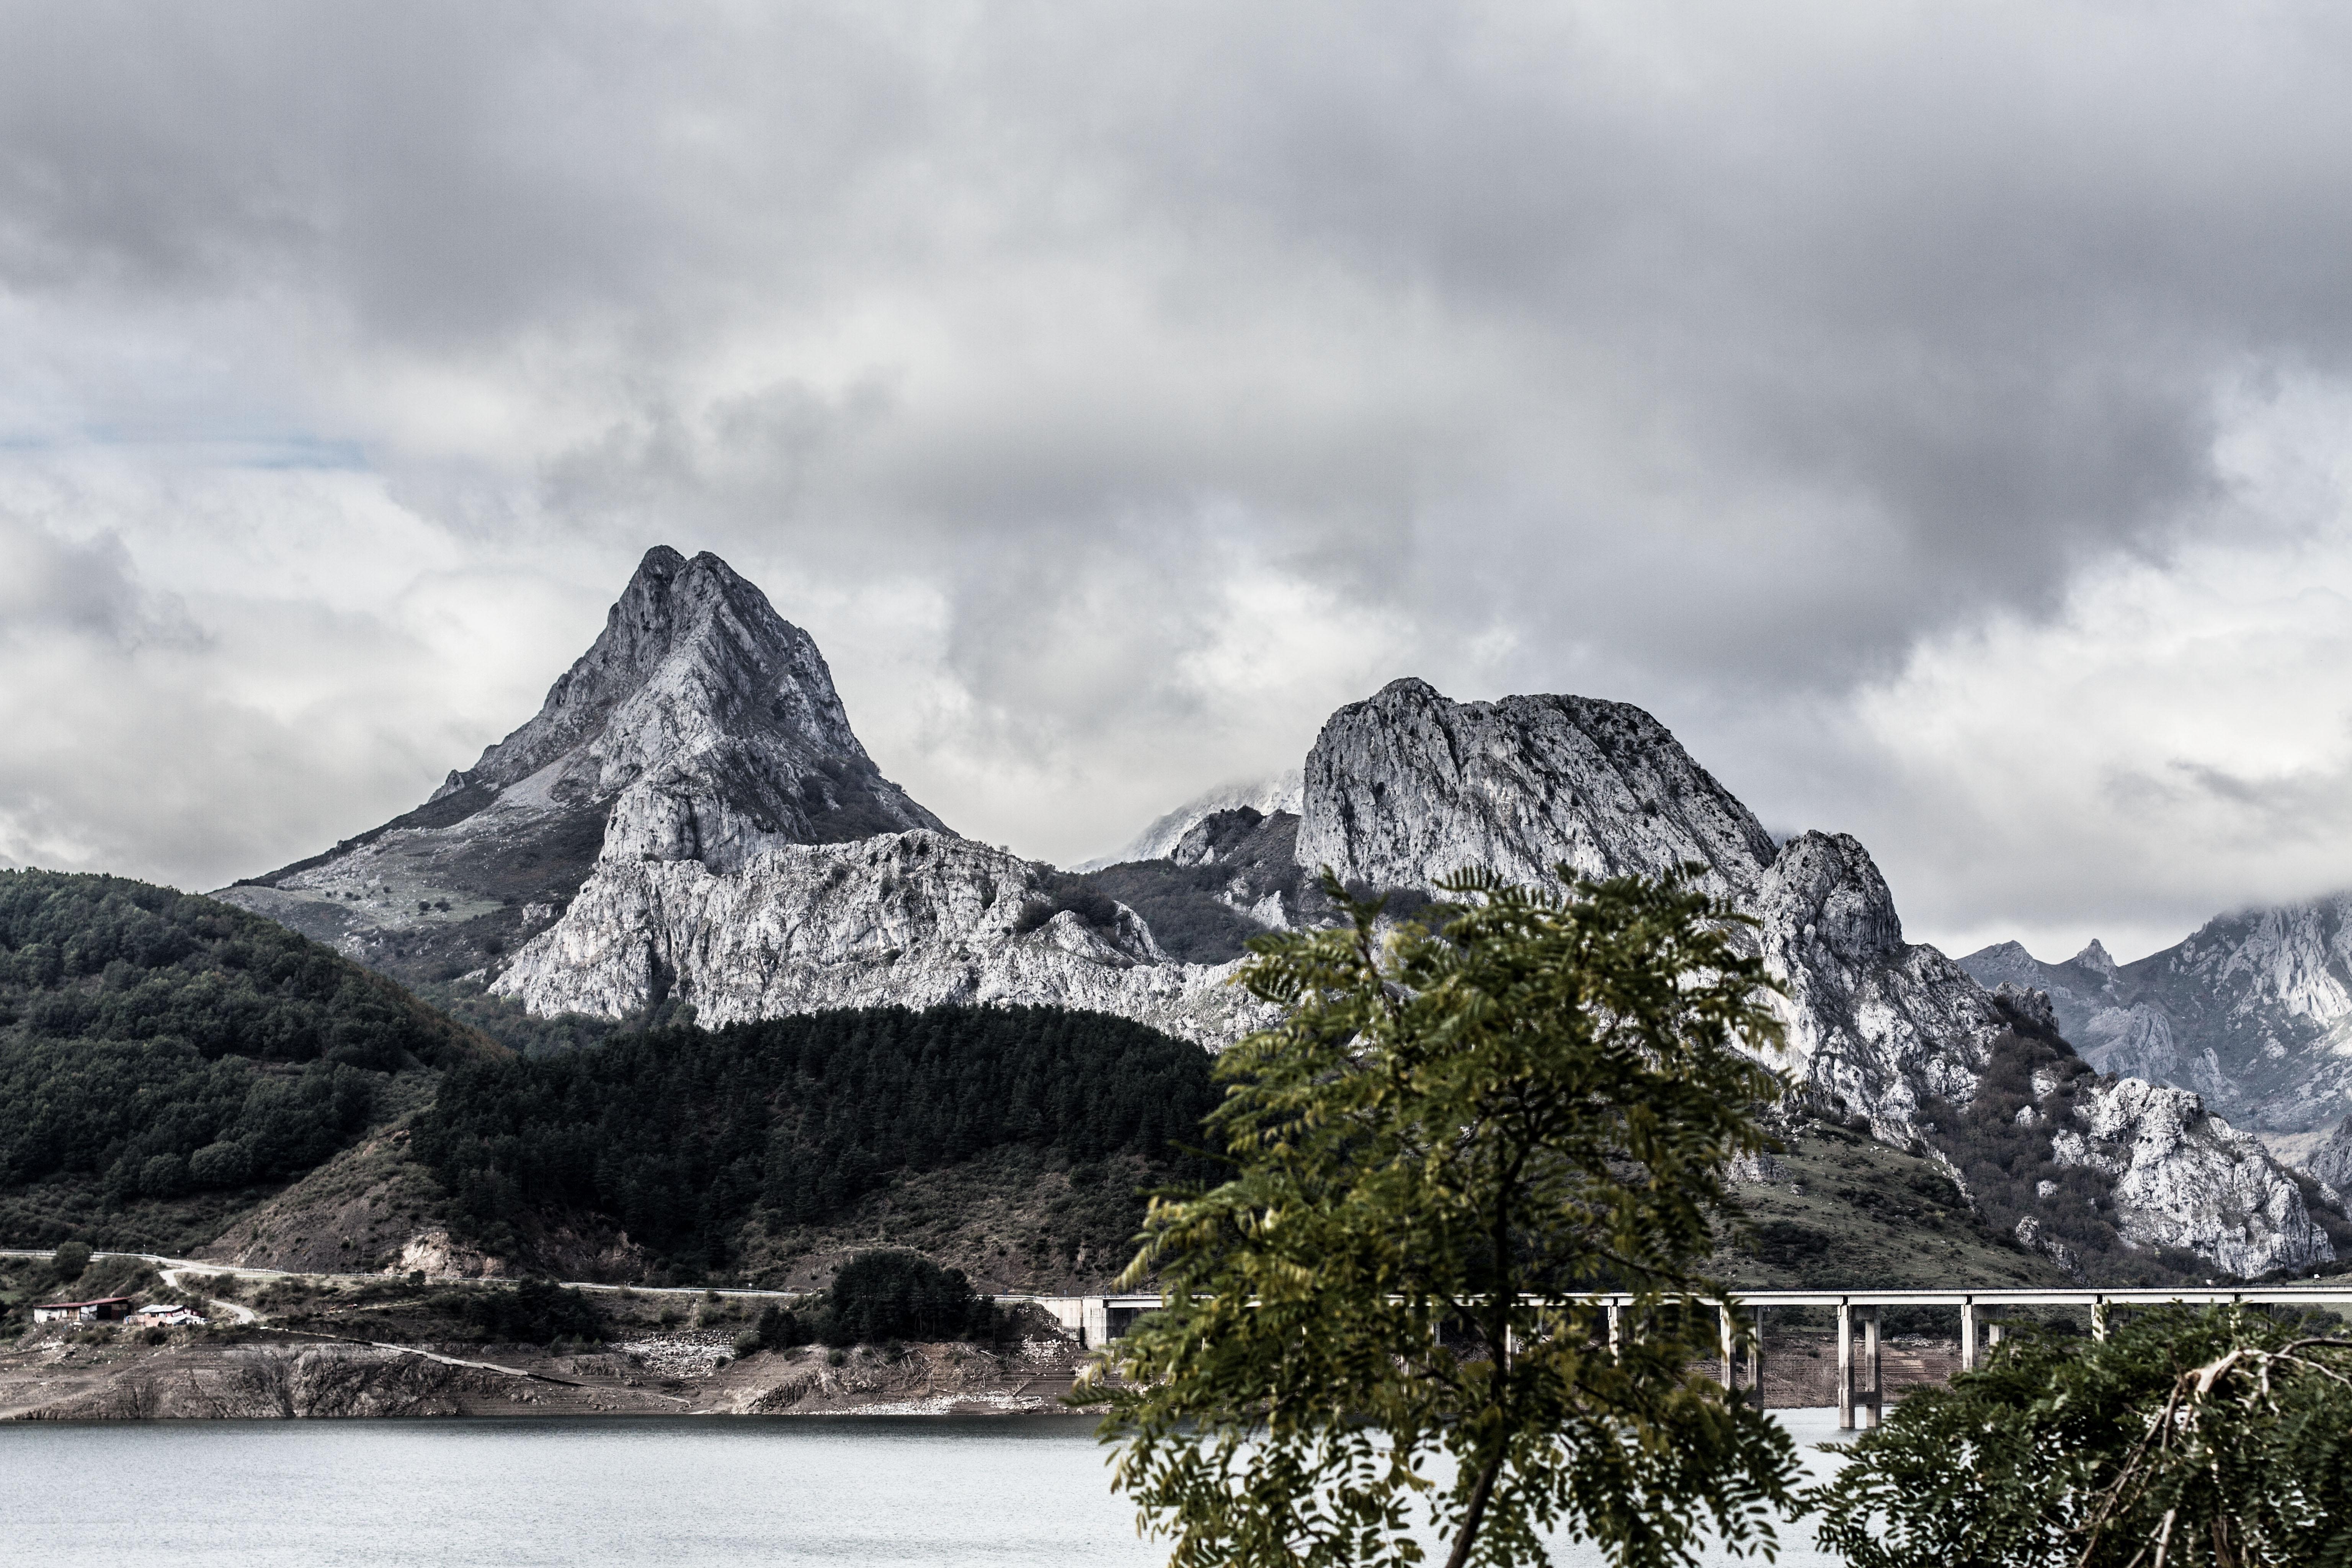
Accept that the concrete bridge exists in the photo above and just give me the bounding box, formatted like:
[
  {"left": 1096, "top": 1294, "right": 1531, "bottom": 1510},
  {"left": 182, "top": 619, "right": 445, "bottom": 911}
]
[{"left": 1018, "top": 1283, "right": 2352, "bottom": 1432}]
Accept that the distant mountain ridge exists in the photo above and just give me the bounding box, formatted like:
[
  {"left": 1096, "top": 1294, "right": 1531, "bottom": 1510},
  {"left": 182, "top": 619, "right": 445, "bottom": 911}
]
[
  {"left": 1962, "top": 898, "right": 2352, "bottom": 1136},
  {"left": 1075, "top": 770, "right": 1303, "bottom": 870}
]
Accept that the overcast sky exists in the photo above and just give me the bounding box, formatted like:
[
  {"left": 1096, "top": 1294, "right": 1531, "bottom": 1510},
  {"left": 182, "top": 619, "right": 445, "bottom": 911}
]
[{"left": 6, "top": 2, "right": 2352, "bottom": 963}]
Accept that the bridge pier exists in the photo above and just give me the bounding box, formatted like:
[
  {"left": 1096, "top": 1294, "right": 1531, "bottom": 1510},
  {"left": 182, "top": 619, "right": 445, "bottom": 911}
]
[
  {"left": 1838, "top": 1302, "right": 1883, "bottom": 1430},
  {"left": 1863, "top": 1305, "right": 1882, "bottom": 1428},
  {"left": 1960, "top": 1300, "right": 1976, "bottom": 1371},
  {"left": 1837, "top": 1303, "right": 1853, "bottom": 1429},
  {"left": 1748, "top": 1307, "right": 1765, "bottom": 1408}
]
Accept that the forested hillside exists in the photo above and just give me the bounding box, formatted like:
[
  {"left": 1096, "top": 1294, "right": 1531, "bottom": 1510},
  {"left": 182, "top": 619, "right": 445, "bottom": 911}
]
[
  {"left": 412, "top": 1004, "right": 1222, "bottom": 1281},
  {"left": 0, "top": 870, "right": 497, "bottom": 1249}
]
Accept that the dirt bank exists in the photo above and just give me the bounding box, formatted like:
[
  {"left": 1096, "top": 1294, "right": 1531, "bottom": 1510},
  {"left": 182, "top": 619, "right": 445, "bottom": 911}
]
[{"left": 0, "top": 1328, "right": 1096, "bottom": 1421}]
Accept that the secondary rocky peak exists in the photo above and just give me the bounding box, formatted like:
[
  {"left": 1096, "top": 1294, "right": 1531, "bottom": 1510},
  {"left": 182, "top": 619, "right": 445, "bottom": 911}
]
[
  {"left": 1296, "top": 677, "right": 1777, "bottom": 897},
  {"left": 1756, "top": 831, "right": 1905, "bottom": 967},
  {"left": 1171, "top": 807, "right": 1268, "bottom": 868},
  {"left": 2073, "top": 938, "right": 2117, "bottom": 976},
  {"left": 1082, "top": 769, "right": 1305, "bottom": 869}
]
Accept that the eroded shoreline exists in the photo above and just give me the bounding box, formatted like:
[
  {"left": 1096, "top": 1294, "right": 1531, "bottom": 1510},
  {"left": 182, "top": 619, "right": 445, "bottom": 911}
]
[{"left": 0, "top": 1328, "right": 1097, "bottom": 1421}]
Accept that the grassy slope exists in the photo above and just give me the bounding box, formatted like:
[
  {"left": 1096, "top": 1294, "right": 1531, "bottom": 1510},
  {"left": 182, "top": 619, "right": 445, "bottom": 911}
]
[
  {"left": 201, "top": 1132, "right": 1183, "bottom": 1295},
  {"left": 1717, "top": 1120, "right": 2077, "bottom": 1292}
]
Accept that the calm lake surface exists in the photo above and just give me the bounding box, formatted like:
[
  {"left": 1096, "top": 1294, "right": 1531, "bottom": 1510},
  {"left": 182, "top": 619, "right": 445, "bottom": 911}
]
[{"left": 0, "top": 1410, "right": 1854, "bottom": 1566}]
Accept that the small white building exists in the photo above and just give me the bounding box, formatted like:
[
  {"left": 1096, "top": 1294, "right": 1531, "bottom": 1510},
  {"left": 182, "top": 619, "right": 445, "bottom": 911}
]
[{"left": 127, "top": 1303, "right": 207, "bottom": 1328}]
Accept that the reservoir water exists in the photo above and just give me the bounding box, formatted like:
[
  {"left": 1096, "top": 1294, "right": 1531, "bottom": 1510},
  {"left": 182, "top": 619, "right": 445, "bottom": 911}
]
[{"left": 0, "top": 1410, "right": 1854, "bottom": 1566}]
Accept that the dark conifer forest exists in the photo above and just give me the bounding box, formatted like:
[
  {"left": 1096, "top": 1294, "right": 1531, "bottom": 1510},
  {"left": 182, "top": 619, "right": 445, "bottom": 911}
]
[
  {"left": 412, "top": 1004, "right": 1223, "bottom": 1274},
  {"left": 0, "top": 870, "right": 495, "bottom": 1220}
]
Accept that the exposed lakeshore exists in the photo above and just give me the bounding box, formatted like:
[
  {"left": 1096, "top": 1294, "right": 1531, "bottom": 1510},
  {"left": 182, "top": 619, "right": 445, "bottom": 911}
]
[{"left": 0, "top": 1326, "right": 1094, "bottom": 1421}]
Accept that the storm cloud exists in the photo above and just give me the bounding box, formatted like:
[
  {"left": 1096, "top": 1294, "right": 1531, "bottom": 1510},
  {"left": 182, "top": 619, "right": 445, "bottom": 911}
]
[{"left": 5, "top": 2, "right": 2352, "bottom": 961}]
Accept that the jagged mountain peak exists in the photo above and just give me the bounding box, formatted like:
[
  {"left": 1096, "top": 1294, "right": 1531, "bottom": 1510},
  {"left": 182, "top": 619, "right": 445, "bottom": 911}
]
[
  {"left": 445, "top": 544, "right": 874, "bottom": 803},
  {"left": 2073, "top": 937, "right": 2118, "bottom": 975},
  {"left": 218, "top": 545, "right": 943, "bottom": 983}
]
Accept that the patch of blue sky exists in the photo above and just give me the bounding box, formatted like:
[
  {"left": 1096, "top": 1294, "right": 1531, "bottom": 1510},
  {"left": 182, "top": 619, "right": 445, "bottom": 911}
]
[{"left": 6, "top": 427, "right": 372, "bottom": 469}]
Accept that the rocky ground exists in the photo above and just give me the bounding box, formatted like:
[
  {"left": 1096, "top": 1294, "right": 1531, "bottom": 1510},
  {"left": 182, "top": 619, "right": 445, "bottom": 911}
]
[
  {"left": 0, "top": 1251, "right": 1101, "bottom": 1421},
  {"left": 0, "top": 1327, "right": 1096, "bottom": 1421}
]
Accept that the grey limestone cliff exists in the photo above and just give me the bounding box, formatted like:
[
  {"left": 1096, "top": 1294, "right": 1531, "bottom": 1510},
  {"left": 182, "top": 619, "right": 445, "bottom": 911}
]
[
  {"left": 2047, "top": 1076, "right": 2334, "bottom": 1277},
  {"left": 1295, "top": 678, "right": 2007, "bottom": 1136},
  {"left": 493, "top": 829, "right": 1270, "bottom": 1047},
  {"left": 1298, "top": 679, "right": 1775, "bottom": 899}
]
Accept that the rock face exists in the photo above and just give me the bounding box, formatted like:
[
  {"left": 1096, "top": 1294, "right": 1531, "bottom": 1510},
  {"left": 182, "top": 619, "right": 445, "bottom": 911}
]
[
  {"left": 1296, "top": 678, "right": 2007, "bottom": 1137},
  {"left": 1748, "top": 830, "right": 2008, "bottom": 1135},
  {"left": 216, "top": 547, "right": 950, "bottom": 980},
  {"left": 1298, "top": 680, "right": 1776, "bottom": 898},
  {"left": 2048, "top": 1078, "right": 2332, "bottom": 1277},
  {"left": 1961, "top": 900, "right": 2352, "bottom": 1134},
  {"left": 443, "top": 543, "right": 947, "bottom": 867},
  {"left": 494, "top": 830, "right": 1269, "bottom": 1047},
  {"left": 2305, "top": 1116, "right": 2352, "bottom": 1197}
]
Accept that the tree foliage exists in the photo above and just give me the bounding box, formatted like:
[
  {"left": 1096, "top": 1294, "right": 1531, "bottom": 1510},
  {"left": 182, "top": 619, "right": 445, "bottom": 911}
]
[
  {"left": 822, "top": 1249, "right": 998, "bottom": 1345},
  {"left": 1085, "top": 868, "right": 1800, "bottom": 1568},
  {"left": 0, "top": 1037, "right": 380, "bottom": 1199},
  {"left": 456, "top": 1278, "right": 606, "bottom": 1346},
  {"left": 412, "top": 1004, "right": 1220, "bottom": 1273},
  {"left": 0, "top": 871, "right": 486, "bottom": 1070},
  {"left": 1811, "top": 1305, "right": 2352, "bottom": 1567},
  {"left": 0, "top": 870, "right": 492, "bottom": 1209}
]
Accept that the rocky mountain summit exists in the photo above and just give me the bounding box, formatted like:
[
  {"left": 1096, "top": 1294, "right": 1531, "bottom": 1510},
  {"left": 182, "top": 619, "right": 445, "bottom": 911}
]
[
  {"left": 1962, "top": 897, "right": 2352, "bottom": 1137},
  {"left": 1300, "top": 679, "right": 2006, "bottom": 1133},
  {"left": 223, "top": 546, "right": 1258, "bottom": 1044},
  {"left": 216, "top": 547, "right": 948, "bottom": 982}
]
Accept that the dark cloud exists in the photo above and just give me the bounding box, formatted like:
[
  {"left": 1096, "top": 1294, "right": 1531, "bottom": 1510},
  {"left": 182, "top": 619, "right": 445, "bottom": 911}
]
[{"left": 5, "top": 3, "right": 2352, "bottom": 947}]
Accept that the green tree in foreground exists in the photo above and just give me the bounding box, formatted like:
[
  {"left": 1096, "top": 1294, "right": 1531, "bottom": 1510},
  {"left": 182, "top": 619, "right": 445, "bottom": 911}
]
[
  {"left": 1082, "top": 868, "right": 1800, "bottom": 1568},
  {"left": 1811, "top": 1305, "right": 2352, "bottom": 1568}
]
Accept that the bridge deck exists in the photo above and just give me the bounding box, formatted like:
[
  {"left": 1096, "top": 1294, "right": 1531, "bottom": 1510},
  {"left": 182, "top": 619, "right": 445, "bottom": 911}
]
[{"left": 1011, "top": 1284, "right": 2352, "bottom": 1431}]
